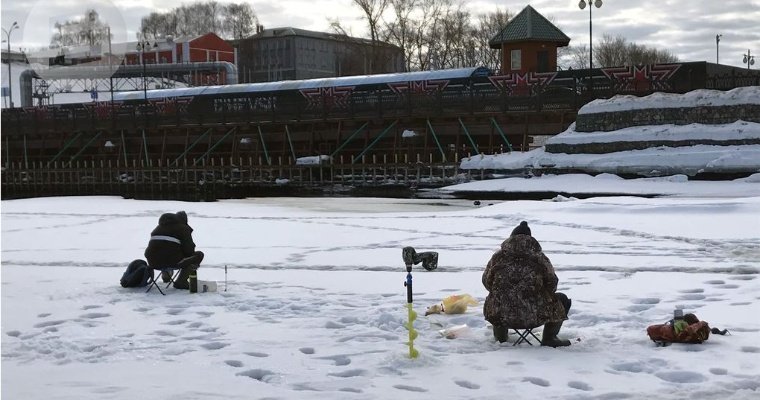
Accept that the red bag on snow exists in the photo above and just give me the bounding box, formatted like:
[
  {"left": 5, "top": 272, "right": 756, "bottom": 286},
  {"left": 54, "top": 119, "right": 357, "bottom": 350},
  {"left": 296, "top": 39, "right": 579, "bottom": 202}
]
[{"left": 647, "top": 313, "right": 711, "bottom": 344}]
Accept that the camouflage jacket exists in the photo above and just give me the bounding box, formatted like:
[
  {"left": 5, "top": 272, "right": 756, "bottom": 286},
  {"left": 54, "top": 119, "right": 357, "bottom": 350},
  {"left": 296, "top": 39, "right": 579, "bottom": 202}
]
[{"left": 482, "top": 235, "right": 567, "bottom": 329}]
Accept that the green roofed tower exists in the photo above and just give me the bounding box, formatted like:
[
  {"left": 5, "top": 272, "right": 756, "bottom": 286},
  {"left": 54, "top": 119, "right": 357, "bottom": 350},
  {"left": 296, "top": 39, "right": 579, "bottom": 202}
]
[{"left": 489, "top": 5, "right": 570, "bottom": 74}]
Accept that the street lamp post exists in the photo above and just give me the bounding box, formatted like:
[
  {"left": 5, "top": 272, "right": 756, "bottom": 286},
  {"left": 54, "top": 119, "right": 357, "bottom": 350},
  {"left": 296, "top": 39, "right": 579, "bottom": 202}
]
[
  {"left": 743, "top": 49, "right": 755, "bottom": 70},
  {"left": 579, "top": 0, "right": 602, "bottom": 93},
  {"left": 578, "top": 0, "right": 602, "bottom": 71},
  {"left": 716, "top": 34, "right": 722, "bottom": 64},
  {"left": 2, "top": 21, "right": 19, "bottom": 108},
  {"left": 136, "top": 40, "right": 156, "bottom": 102}
]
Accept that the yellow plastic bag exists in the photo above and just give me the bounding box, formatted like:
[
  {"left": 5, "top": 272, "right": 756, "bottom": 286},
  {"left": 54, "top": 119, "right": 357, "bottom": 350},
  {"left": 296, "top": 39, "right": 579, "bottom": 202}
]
[{"left": 441, "top": 294, "right": 478, "bottom": 314}]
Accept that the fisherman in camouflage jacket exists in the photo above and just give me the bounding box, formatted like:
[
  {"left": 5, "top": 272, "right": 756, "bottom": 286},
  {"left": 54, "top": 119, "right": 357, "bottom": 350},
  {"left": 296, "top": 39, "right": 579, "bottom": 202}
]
[{"left": 482, "top": 221, "right": 572, "bottom": 347}]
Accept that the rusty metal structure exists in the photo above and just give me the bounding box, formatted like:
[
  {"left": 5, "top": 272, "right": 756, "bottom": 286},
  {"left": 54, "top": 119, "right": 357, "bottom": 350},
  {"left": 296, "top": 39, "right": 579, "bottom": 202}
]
[{"left": 2, "top": 61, "right": 758, "bottom": 200}]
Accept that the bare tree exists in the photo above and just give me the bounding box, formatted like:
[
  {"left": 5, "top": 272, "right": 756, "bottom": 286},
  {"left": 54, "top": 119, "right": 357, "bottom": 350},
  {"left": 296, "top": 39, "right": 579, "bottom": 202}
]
[
  {"left": 224, "top": 3, "right": 257, "bottom": 39},
  {"left": 138, "top": 1, "right": 257, "bottom": 40},
  {"left": 560, "top": 44, "right": 589, "bottom": 70},
  {"left": 595, "top": 34, "right": 678, "bottom": 67},
  {"left": 141, "top": 12, "right": 164, "bottom": 39},
  {"left": 351, "top": 0, "right": 390, "bottom": 73},
  {"left": 382, "top": 0, "right": 418, "bottom": 71},
  {"left": 50, "top": 9, "right": 110, "bottom": 48},
  {"left": 472, "top": 8, "right": 512, "bottom": 71},
  {"left": 411, "top": 0, "right": 449, "bottom": 70}
]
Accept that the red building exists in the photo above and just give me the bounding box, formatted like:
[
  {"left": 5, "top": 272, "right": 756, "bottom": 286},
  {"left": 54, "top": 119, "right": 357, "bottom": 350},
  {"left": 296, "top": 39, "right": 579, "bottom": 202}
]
[
  {"left": 122, "top": 32, "right": 235, "bottom": 84},
  {"left": 489, "top": 5, "right": 570, "bottom": 74}
]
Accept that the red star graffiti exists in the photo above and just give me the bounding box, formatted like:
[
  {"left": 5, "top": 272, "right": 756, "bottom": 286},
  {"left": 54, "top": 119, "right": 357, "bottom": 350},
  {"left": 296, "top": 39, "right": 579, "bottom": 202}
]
[
  {"left": 388, "top": 80, "right": 450, "bottom": 96},
  {"left": 84, "top": 101, "right": 124, "bottom": 119},
  {"left": 602, "top": 63, "right": 681, "bottom": 91},
  {"left": 299, "top": 86, "right": 355, "bottom": 110},
  {"left": 150, "top": 96, "right": 194, "bottom": 115},
  {"left": 488, "top": 72, "right": 558, "bottom": 96}
]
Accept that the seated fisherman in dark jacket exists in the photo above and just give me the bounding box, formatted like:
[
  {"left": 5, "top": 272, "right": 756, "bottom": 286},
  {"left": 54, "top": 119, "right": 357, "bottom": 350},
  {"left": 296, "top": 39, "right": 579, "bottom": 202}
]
[
  {"left": 144, "top": 211, "right": 204, "bottom": 290},
  {"left": 482, "top": 221, "right": 572, "bottom": 347}
]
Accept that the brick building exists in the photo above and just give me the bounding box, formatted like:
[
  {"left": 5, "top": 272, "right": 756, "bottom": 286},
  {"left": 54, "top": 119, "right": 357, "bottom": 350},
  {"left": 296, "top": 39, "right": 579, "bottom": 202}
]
[
  {"left": 233, "top": 27, "right": 404, "bottom": 83},
  {"left": 489, "top": 5, "right": 570, "bottom": 74},
  {"left": 122, "top": 32, "right": 235, "bottom": 66}
]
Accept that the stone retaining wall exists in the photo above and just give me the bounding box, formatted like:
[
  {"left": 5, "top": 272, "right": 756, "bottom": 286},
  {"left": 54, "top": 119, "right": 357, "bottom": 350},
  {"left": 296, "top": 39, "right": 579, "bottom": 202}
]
[
  {"left": 575, "top": 104, "right": 760, "bottom": 133},
  {"left": 545, "top": 138, "right": 760, "bottom": 154}
]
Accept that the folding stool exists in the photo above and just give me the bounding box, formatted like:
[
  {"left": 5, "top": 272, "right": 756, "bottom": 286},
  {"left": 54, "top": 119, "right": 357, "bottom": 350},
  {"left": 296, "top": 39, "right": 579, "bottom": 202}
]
[
  {"left": 146, "top": 266, "right": 182, "bottom": 295},
  {"left": 511, "top": 327, "right": 541, "bottom": 346}
]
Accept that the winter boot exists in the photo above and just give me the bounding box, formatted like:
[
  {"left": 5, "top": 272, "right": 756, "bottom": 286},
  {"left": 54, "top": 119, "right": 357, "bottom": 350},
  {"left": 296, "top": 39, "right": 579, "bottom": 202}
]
[
  {"left": 541, "top": 321, "right": 571, "bottom": 347},
  {"left": 493, "top": 325, "right": 508, "bottom": 343},
  {"left": 161, "top": 270, "right": 173, "bottom": 283},
  {"left": 173, "top": 264, "right": 197, "bottom": 290}
]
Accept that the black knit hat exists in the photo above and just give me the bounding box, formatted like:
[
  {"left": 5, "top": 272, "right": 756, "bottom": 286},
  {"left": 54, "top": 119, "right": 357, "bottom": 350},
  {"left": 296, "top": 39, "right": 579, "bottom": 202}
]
[
  {"left": 176, "top": 211, "right": 188, "bottom": 224},
  {"left": 511, "top": 221, "right": 531, "bottom": 237}
]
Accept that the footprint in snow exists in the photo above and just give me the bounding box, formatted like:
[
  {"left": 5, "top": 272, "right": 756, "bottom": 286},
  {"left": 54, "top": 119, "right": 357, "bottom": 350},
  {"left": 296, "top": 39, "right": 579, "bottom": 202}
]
[
  {"left": 224, "top": 360, "right": 243, "bottom": 367},
  {"left": 393, "top": 384, "right": 427, "bottom": 392},
  {"left": 164, "top": 319, "right": 188, "bottom": 326},
  {"left": 716, "top": 284, "right": 739, "bottom": 289},
  {"left": 523, "top": 377, "right": 550, "bottom": 387},
  {"left": 710, "top": 368, "right": 728, "bottom": 375},
  {"left": 237, "top": 369, "right": 278, "bottom": 383},
  {"left": 339, "top": 316, "right": 360, "bottom": 324},
  {"left": 654, "top": 371, "right": 706, "bottom": 383},
  {"left": 318, "top": 354, "right": 351, "bottom": 366},
  {"left": 38, "top": 313, "right": 52, "bottom": 317},
  {"left": 299, "top": 347, "right": 315, "bottom": 355},
  {"left": 325, "top": 321, "right": 345, "bottom": 329},
  {"left": 704, "top": 280, "right": 725, "bottom": 285},
  {"left": 244, "top": 351, "right": 269, "bottom": 358},
  {"left": 455, "top": 380, "right": 480, "bottom": 389},
  {"left": 153, "top": 329, "right": 179, "bottom": 337},
  {"left": 630, "top": 298, "right": 660, "bottom": 305},
  {"left": 200, "top": 341, "right": 229, "bottom": 350},
  {"left": 626, "top": 304, "right": 654, "bottom": 313},
  {"left": 568, "top": 381, "right": 593, "bottom": 391},
  {"left": 34, "top": 320, "right": 66, "bottom": 328},
  {"left": 327, "top": 369, "right": 367, "bottom": 378},
  {"left": 740, "top": 346, "right": 760, "bottom": 353},
  {"left": 82, "top": 305, "right": 102, "bottom": 310}
]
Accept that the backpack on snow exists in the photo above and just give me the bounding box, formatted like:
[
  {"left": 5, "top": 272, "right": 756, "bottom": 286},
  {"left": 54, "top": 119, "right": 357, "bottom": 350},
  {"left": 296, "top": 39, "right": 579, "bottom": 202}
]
[
  {"left": 120, "top": 259, "right": 152, "bottom": 288},
  {"left": 646, "top": 313, "right": 727, "bottom": 345}
]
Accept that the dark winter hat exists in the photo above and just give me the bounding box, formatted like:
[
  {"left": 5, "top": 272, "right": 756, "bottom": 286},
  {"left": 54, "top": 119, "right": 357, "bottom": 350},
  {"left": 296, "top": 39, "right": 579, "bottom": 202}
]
[
  {"left": 176, "top": 211, "right": 188, "bottom": 224},
  {"left": 510, "top": 221, "right": 531, "bottom": 237}
]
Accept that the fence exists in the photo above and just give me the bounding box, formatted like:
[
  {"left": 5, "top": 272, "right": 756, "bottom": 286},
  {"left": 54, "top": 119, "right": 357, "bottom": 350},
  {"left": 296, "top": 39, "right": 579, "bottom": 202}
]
[{"left": 1, "top": 153, "right": 468, "bottom": 200}]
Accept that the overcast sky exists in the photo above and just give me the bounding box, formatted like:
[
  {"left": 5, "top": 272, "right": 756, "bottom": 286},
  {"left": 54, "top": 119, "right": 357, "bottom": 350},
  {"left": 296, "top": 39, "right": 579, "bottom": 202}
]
[{"left": 2, "top": 0, "right": 759, "bottom": 69}]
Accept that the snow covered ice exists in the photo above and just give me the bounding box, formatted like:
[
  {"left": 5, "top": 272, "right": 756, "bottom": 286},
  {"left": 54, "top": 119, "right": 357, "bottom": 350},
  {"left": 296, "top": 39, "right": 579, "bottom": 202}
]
[
  {"left": 3, "top": 86, "right": 760, "bottom": 399},
  {"left": 2, "top": 191, "right": 759, "bottom": 399}
]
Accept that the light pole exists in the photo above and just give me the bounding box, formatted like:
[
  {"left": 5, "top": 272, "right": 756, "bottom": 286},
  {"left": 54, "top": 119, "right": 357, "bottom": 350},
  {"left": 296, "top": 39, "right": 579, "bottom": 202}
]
[
  {"left": 136, "top": 40, "right": 156, "bottom": 102},
  {"left": 578, "top": 0, "right": 602, "bottom": 71},
  {"left": 716, "top": 34, "right": 722, "bottom": 64},
  {"left": 2, "top": 21, "right": 19, "bottom": 108},
  {"left": 743, "top": 49, "right": 755, "bottom": 70},
  {"left": 107, "top": 26, "right": 113, "bottom": 105}
]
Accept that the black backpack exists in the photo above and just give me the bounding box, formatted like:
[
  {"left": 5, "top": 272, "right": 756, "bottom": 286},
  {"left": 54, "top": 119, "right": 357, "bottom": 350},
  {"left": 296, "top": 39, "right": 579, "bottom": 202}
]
[{"left": 120, "top": 259, "right": 152, "bottom": 288}]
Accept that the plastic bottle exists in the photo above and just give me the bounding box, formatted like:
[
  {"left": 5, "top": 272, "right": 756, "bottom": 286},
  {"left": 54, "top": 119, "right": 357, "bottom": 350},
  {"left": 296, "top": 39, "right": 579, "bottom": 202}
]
[{"left": 189, "top": 270, "right": 198, "bottom": 293}]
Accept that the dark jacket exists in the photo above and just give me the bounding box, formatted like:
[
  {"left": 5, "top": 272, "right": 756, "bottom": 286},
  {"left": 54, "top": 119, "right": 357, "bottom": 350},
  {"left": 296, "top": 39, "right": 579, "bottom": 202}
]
[
  {"left": 482, "top": 234, "right": 567, "bottom": 329},
  {"left": 144, "top": 212, "right": 196, "bottom": 267}
]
